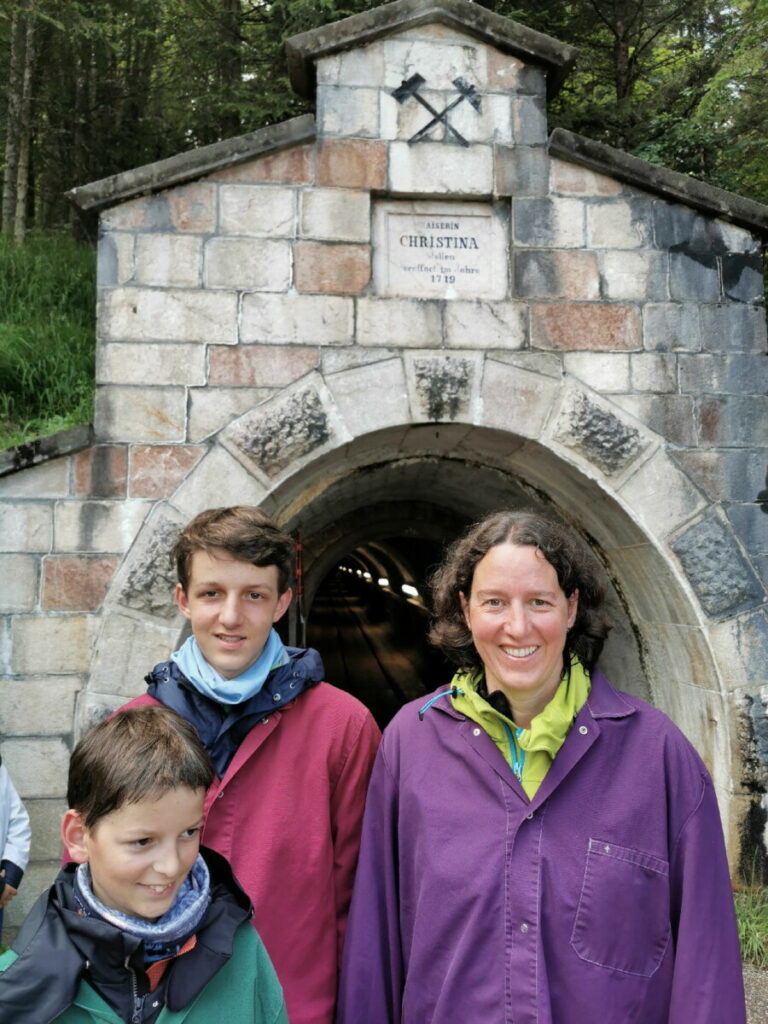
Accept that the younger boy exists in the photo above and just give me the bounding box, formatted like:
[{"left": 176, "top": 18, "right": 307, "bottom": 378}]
[
  {"left": 0, "top": 705, "right": 288, "bottom": 1024},
  {"left": 123, "top": 506, "right": 381, "bottom": 1024}
]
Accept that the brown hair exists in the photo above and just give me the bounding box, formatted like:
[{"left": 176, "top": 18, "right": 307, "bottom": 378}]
[
  {"left": 428, "top": 510, "right": 611, "bottom": 673},
  {"left": 67, "top": 706, "right": 215, "bottom": 829},
  {"left": 173, "top": 506, "right": 295, "bottom": 594}
]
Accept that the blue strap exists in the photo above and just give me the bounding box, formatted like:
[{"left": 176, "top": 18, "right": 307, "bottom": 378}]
[{"left": 418, "top": 687, "right": 464, "bottom": 720}]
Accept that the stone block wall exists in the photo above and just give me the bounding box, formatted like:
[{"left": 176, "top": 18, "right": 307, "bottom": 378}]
[{"left": 1, "top": 6, "right": 767, "bottom": 931}]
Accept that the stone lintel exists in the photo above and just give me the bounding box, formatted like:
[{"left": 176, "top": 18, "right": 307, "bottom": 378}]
[
  {"left": 549, "top": 128, "right": 768, "bottom": 237},
  {"left": 285, "top": 0, "right": 577, "bottom": 101},
  {"left": 66, "top": 115, "right": 317, "bottom": 212}
]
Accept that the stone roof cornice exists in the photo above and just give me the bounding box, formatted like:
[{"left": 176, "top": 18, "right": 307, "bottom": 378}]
[
  {"left": 550, "top": 127, "right": 768, "bottom": 237},
  {"left": 66, "top": 115, "right": 317, "bottom": 212},
  {"left": 285, "top": 0, "right": 578, "bottom": 100}
]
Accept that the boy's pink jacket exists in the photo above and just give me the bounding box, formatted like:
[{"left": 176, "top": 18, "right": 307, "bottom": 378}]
[{"left": 126, "top": 681, "right": 380, "bottom": 1024}]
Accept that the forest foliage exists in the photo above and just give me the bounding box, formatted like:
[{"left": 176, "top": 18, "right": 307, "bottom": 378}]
[
  {"left": 0, "top": 0, "right": 767, "bottom": 445},
  {"left": 2, "top": 0, "right": 768, "bottom": 241}
]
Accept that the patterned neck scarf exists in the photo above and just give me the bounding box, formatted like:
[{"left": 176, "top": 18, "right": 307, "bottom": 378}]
[{"left": 74, "top": 854, "right": 211, "bottom": 962}]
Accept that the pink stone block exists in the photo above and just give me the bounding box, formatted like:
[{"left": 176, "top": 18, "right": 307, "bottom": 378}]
[
  {"left": 294, "top": 242, "right": 371, "bottom": 295},
  {"left": 531, "top": 303, "right": 641, "bottom": 351},
  {"left": 73, "top": 446, "right": 128, "bottom": 498},
  {"left": 486, "top": 48, "right": 525, "bottom": 90},
  {"left": 317, "top": 139, "right": 387, "bottom": 189},
  {"left": 129, "top": 445, "right": 206, "bottom": 499},
  {"left": 168, "top": 183, "right": 217, "bottom": 232},
  {"left": 211, "top": 146, "right": 314, "bottom": 185},
  {"left": 42, "top": 555, "right": 119, "bottom": 611},
  {"left": 550, "top": 159, "right": 623, "bottom": 196},
  {"left": 209, "top": 346, "right": 318, "bottom": 387}
]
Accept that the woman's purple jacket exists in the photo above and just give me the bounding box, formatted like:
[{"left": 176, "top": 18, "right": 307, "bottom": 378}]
[{"left": 337, "top": 671, "right": 746, "bottom": 1024}]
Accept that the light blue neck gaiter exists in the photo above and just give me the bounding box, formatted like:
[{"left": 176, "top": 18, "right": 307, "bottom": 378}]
[{"left": 171, "top": 629, "right": 289, "bottom": 705}]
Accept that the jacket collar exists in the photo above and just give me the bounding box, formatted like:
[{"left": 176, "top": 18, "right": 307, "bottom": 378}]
[
  {"left": 584, "top": 669, "right": 637, "bottom": 720},
  {"left": 146, "top": 646, "right": 324, "bottom": 777}
]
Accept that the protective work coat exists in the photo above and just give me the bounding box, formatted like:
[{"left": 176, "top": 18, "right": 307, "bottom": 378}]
[{"left": 337, "top": 670, "right": 746, "bottom": 1024}]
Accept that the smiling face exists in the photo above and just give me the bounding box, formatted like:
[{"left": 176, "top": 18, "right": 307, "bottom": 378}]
[
  {"left": 175, "top": 547, "right": 293, "bottom": 679},
  {"left": 460, "top": 542, "right": 578, "bottom": 727},
  {"left": 62, "top": 786, "right": 205, "bottom": 922}
]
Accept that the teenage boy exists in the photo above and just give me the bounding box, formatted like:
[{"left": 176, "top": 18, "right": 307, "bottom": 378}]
[
  {"left": 0, "top": 705, "right": 288, "bottom": 1024},
  {"left": 123, "top": 506, "right": 381, "bottom": 1024}
]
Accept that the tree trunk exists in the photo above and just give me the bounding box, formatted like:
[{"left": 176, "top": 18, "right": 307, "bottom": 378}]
[
  {"left": 219, "top": 0, "right": 242, "bottom": 137},
  {"left": 14, "top": 0, "right": 38, "bottom": 244},
  {"left": 2, "top": 9, "right": 24, "bottom": 235}
]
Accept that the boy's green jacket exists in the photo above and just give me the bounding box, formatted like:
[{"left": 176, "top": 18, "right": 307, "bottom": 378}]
[
  {"left": 0, "top": 926, "right": 287, "bottom": 1024},
  {"left": 0, "top": 848, "right": 288, "bottom": 1024}
]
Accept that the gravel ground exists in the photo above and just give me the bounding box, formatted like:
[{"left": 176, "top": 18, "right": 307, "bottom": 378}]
[{"left": 745, "top": 966, "right": 768, "bottom": 1023}]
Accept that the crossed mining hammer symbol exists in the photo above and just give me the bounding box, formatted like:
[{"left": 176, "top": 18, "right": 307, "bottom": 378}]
[{"left": 392, "top": 74, "right": 481, "bottom": 147}]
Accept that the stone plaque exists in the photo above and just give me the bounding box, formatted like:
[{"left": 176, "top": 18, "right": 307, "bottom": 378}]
[{"left": 373, "top": 200, "right": 508, "bottom": 299}]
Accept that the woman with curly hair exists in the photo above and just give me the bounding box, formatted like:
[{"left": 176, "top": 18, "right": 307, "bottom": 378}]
[{"left": 337, "top": 510, "right": 745, "bottom": 1024}]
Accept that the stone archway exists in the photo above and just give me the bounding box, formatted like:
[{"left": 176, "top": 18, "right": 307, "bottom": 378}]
[{"left": 85, "top": 358, "right": 741, "bottom": 852}]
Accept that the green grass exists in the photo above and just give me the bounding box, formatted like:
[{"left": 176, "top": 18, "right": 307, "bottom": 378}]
[
  {"left": 0, "top": 232, "right": 96, "bottom": 451},
  {"left": 736, "top": 885, "right": 768, "bottom": 970}
]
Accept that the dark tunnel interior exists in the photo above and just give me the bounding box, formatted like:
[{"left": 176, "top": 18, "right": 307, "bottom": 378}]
[{"left": 304, "top": 535, "right": 456, "bottom": 728}]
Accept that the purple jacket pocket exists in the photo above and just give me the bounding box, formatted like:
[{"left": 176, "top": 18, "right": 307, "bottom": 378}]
[{"left": 570, "top": 837, "right": 670, "bottom": 977}]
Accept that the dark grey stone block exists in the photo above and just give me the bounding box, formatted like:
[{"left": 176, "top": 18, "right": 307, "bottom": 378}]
[
  {"left": 495, "top": 145, "right": 548, "bottom": 197},
  {"left": 672, "top": 448, "right": 768, "bottom": 503},
  {"left": 643, "top": 303, "right": 701, "bottom": 352},
  {"left": 639, "top": 251, "right": 669, "bottom": 301},
  {"left": 698, "top": 395, "right": 768, "bottom": 447},
  {"left": 672, "top": 513, "right": 765, "bottom": 618},
  {"left": 616, "top": 394, "right": 697, "bottom": 446},
  {"left": 515, "top": 94, "right": 548, "bottom": 145},
  {"left": 236, "top": 388, "right": 330, "bottom": 477},
  {"left": 679, "top": 353, "right": 768, "bottom": 396},
  {"left": 653, "top": 202, "right": 729, "bottom": 254},
  {"left": 518, "top": 64, "right": 547, "bottom": 97},
  {"left": 700, "top": 303, "right": 768, "bottom": 353},
  {"left": 514, "top": 250, "right": 558, "bottom": 297},
  {"left": 669, "top": 252, "right": 721, "bottom": 301},
  {"left": 513, "top": 198, "right": 577, "bottom": 246},
  {"left": 722, "top": 253, "right": 764, "bottom": 303},
  {"left": 728, "top": 504, "right": 768, "bottom": 569}
]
